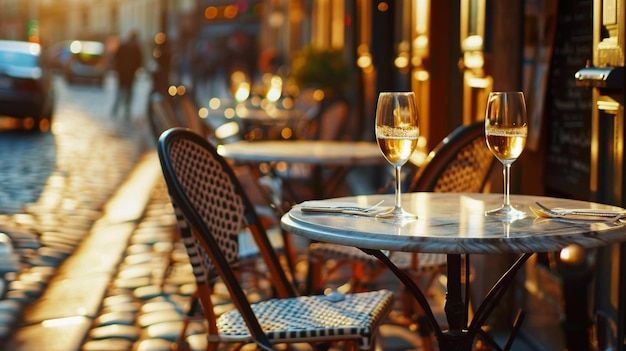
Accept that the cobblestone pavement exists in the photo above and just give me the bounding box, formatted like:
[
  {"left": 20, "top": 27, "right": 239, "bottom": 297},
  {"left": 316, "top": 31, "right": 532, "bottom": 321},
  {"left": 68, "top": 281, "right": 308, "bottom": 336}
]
[
  {"left": 82, "top": 178, "right": 209, "bottom": 351},
  {"left": 0, "top": 72, "right": 154, "bottom": 349}
]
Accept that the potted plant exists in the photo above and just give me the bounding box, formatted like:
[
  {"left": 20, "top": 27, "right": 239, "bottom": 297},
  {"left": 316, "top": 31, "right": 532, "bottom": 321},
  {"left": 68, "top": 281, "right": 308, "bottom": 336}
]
[{"left": 290, "top": 45, "right": 350, "bottom": 97}]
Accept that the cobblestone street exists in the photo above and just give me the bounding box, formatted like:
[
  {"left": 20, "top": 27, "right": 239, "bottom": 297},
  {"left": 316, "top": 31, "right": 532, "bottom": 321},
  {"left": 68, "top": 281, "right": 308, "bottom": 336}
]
[
  {"left": 0, "top": 71, "right": 151, "bottom": 214},
  {"left": 0, "top": 71, "right": 157, "bottom": 349}
]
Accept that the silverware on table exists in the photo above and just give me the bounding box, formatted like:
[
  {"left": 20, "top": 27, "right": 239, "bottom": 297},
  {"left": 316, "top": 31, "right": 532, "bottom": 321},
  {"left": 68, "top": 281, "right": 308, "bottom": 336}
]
[
  {"left": 535, "top": 201, "right": 625, "bottom": 218},
  {"left": 300, "top": 200, "right": 385, "bottom": 214}
]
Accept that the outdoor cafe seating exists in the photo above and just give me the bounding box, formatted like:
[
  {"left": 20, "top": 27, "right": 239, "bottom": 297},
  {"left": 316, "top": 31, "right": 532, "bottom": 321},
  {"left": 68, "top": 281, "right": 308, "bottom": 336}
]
[{"left": 149, "top": 87, "right": 499, "bottom": 347}]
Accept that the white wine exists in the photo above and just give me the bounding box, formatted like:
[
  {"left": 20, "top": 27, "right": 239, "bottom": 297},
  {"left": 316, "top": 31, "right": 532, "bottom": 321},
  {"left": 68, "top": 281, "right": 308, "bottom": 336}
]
[
  {"left": 485, "top": 127, "right": 527, "bottom": 164},
  {"left": 374, "top": 92, "right": 419, "bottom": 221},
  {"left": 483, "top": 91, "right": 528, "bottom": 219},
  {"left": 376, "top": 125, "right": 419, "bottom": 166}
]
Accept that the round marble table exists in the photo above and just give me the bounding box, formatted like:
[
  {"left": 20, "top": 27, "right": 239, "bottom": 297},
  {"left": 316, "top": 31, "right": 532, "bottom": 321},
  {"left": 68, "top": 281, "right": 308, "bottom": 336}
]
[
  {"left": 217, "top": 140, "right": 385, "bottom": 166},
  {"left": 281, "top": 192, "right": 626, "bottom": 351},
  {"left": 218, "top": 140, "right": 390, "bottom": 200}
]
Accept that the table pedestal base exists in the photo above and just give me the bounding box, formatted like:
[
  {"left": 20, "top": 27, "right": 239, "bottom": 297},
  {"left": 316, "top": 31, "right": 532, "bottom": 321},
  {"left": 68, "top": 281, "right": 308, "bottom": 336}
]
[{"left": 361, "top": 249, "right": 532, "bottom": 351}]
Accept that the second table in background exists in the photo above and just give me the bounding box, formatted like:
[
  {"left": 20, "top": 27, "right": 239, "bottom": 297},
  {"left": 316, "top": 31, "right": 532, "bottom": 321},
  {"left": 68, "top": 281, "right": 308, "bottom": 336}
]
[{"left": 218, "top": 140, "right": 390, "bottom": 201}]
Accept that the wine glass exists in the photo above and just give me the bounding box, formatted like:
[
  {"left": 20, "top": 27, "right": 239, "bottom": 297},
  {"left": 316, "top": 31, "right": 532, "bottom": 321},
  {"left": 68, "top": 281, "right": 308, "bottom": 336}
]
[
  {"left": 484, "top": 91, "right": 528, "bottom": 218},
  {"left": 375, "top": 92, "right": 420, "bottom": 222}
]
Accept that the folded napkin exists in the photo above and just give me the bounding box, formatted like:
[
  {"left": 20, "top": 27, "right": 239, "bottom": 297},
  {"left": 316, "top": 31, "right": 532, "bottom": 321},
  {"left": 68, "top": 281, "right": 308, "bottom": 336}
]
[
  {"left": 530, "top": 206, "right": 625, "bottom": 223},
  {"left": 297, "top": 201, "right": 391, "bottom": 217}
]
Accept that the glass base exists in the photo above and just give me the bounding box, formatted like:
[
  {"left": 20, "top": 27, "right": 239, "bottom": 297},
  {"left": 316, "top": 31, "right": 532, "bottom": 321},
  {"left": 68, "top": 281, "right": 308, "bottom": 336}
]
[
  {"left": 485, "top": 205, "right": 527, "bottom": 220},
  {"left": 376, "top": 207, "right": 417, "bottom": 223}
]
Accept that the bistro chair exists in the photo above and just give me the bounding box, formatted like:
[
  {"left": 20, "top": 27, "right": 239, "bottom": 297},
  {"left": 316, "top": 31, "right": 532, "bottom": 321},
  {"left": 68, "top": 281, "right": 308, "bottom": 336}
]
[
  {"left": 303, "top": 96, "right": 350, "bottom": 141},
  {"left": 407, "top": 120, "right": 496, "bottom": 193},
  {"left": 175, "top": 93, "right": 300, "bottom": 282},
  {"left": 308, "top": 121, "right": 496, "bottom": 344},
  {"left": 147, "top": 91, "right": 183, "bottom": 143},
  {"left": 151, "top": 93, "right": 281, "bottom": 229},
  {"left": 158, "top": 128, "right": 394, "bottom": 351},
  {"left": 149, "top": 93, "right": 245, "bottom": 222},
  {"left": 176, "top": 95, "right": 215, "bottom": 141},
  {"left": 275, "top": 96, "right": 352, "bottom": 205},
  {"left": 149, "top": 92, "right": 300, "bottom": 341},
  {"left": 173, "top": 94, "right": 244, "bottom": 145}
]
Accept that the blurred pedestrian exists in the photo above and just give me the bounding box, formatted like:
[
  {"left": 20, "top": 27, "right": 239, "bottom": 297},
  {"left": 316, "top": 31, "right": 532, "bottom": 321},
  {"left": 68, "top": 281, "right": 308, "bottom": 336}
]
[{"left": 112, "top": 30, "right": 143, "bottom": 119}]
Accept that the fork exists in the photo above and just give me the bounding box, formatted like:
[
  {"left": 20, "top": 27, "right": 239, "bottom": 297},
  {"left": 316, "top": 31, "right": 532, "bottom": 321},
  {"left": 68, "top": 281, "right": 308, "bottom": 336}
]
[
  {"left": 301, "top": 200, "right": 385, "bottom": 213},
  {"left": 535, "top": 201, "right": 624, "bottom": 218}
]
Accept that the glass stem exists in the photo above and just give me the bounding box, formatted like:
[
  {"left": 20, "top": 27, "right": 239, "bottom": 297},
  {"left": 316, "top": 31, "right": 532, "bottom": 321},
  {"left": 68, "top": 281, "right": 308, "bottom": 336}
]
[
  {"left": 503, "top": 164, "right": 511, "bottom": 208},
  {"left": 394, "top": 165, "right": 402, "bottom": 210}
]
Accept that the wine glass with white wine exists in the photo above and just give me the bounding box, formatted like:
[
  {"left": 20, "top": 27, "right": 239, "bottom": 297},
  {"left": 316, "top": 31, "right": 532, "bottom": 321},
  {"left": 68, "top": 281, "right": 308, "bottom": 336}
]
[
  {"left": 375, "top": 92, "right": 420, "bottom": 222},
  {"left": 484, "top": 91, "right": 528, "bottom": 219}
]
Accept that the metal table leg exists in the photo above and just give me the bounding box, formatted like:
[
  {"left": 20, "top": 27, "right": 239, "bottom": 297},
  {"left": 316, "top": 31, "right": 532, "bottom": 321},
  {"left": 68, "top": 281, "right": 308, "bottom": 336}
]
[{"left": 361, "top": 248, "right": 533, "bottom": 351}]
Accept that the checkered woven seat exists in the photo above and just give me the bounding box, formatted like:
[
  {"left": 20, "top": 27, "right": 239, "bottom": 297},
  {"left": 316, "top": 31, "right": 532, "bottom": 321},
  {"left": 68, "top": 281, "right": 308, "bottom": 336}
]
[
  {"left": 214, "top": 290, "right": 392, "bottom": 345},
  {"left": 158, "top": 128, "right": 393, "bottom": 350},
  {"left": 309, "top": 121, "right": 496, "bottom": 336}
]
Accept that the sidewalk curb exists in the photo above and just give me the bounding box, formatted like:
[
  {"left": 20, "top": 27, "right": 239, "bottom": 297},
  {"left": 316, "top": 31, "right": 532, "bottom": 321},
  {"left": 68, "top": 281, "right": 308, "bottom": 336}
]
[{"left": 5, "top": 151, "right": 162, "bottom": 351}]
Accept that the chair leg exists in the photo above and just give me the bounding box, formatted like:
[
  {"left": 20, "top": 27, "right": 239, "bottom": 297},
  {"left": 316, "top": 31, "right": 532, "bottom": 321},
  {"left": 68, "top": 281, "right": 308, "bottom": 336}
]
[
  {"left": 392, "top": 268, "right": 439, "bottom": 351},
  {"left": 503, "top": 309, "right": 526, "bottom": 351},
  {"left": 171, "top": 340, "right": 191, "bottom": 351},
  {"left": 311, "top": 342, "right": 331, "bottom": 351},
  {"left": 415, "top": 311, "right": 436, "bottom": 351},
  {"left": 307, "top": 251, "right": 325, "bottom": 294},
  {"left": 280, "top": 229, "right": 300, "bottom": 286},
  {"left": 172, "top": 291, "right": 202, "bottom": 351},
  {"left": 351, "top": 262, "right": 369, "bottom": 293}
]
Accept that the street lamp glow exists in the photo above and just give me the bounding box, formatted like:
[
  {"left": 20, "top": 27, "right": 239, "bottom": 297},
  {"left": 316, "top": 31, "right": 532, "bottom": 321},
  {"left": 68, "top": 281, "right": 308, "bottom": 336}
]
[{"left": 234, "top": 82, "right": 250, "bottom": 102}]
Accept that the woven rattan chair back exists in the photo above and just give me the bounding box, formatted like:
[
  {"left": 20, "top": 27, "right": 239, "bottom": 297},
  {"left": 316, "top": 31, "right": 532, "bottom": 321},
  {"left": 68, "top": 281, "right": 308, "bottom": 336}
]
[
  {"left": 158, "top": 128, "right": 393, "bottom": 350},
  {"left": 158, "top": 128, "right": 292, "bottom": 288},
  {"left": 175, "top": 94, "right": 297, "bottom": 284},
  {"left": 409, "top": 121, "right": 495, "bottom": 193}
]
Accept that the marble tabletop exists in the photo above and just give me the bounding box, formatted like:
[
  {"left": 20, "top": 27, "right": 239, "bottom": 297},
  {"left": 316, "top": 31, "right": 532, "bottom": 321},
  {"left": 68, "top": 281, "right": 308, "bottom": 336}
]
[
  {"left": 217, "top": 140, "right": 388, "bottom": 166},
  {"left": 281, "top": 192, "right": 626, "bottom": 254}
]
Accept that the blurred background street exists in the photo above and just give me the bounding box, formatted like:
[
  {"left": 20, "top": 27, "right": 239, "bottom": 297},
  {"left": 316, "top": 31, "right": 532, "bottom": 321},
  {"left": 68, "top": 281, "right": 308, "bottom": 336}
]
[
  {"left": 0, "top": 68, "right": 152, "bottom": 213},
  {"left": 0, "top": 70, "right": 153, "bottom": 349},
  {"left": 0, "top": 71, "right": 439, "bottom": 350}
]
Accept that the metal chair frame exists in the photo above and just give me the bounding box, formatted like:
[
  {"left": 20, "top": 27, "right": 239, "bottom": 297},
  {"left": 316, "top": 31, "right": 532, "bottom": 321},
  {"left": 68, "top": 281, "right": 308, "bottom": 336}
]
[{"left": 158, "top": 128, "right": 393, "bottom": 351}]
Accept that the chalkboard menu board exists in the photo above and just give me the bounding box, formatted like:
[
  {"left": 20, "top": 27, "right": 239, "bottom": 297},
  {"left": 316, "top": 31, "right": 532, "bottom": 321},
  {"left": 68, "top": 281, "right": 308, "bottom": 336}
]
[{"left": 544, "top": 0, "right": 593, "bottom": 200}]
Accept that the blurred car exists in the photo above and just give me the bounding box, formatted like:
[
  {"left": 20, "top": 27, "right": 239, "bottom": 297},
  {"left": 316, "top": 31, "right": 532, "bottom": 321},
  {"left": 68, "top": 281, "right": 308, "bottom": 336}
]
[
  {"left": 63, "top": 40, "right": 108, "bottom": 85},
  {"left": 0, "top": 40, "right": 54, "bottom": 132}
]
